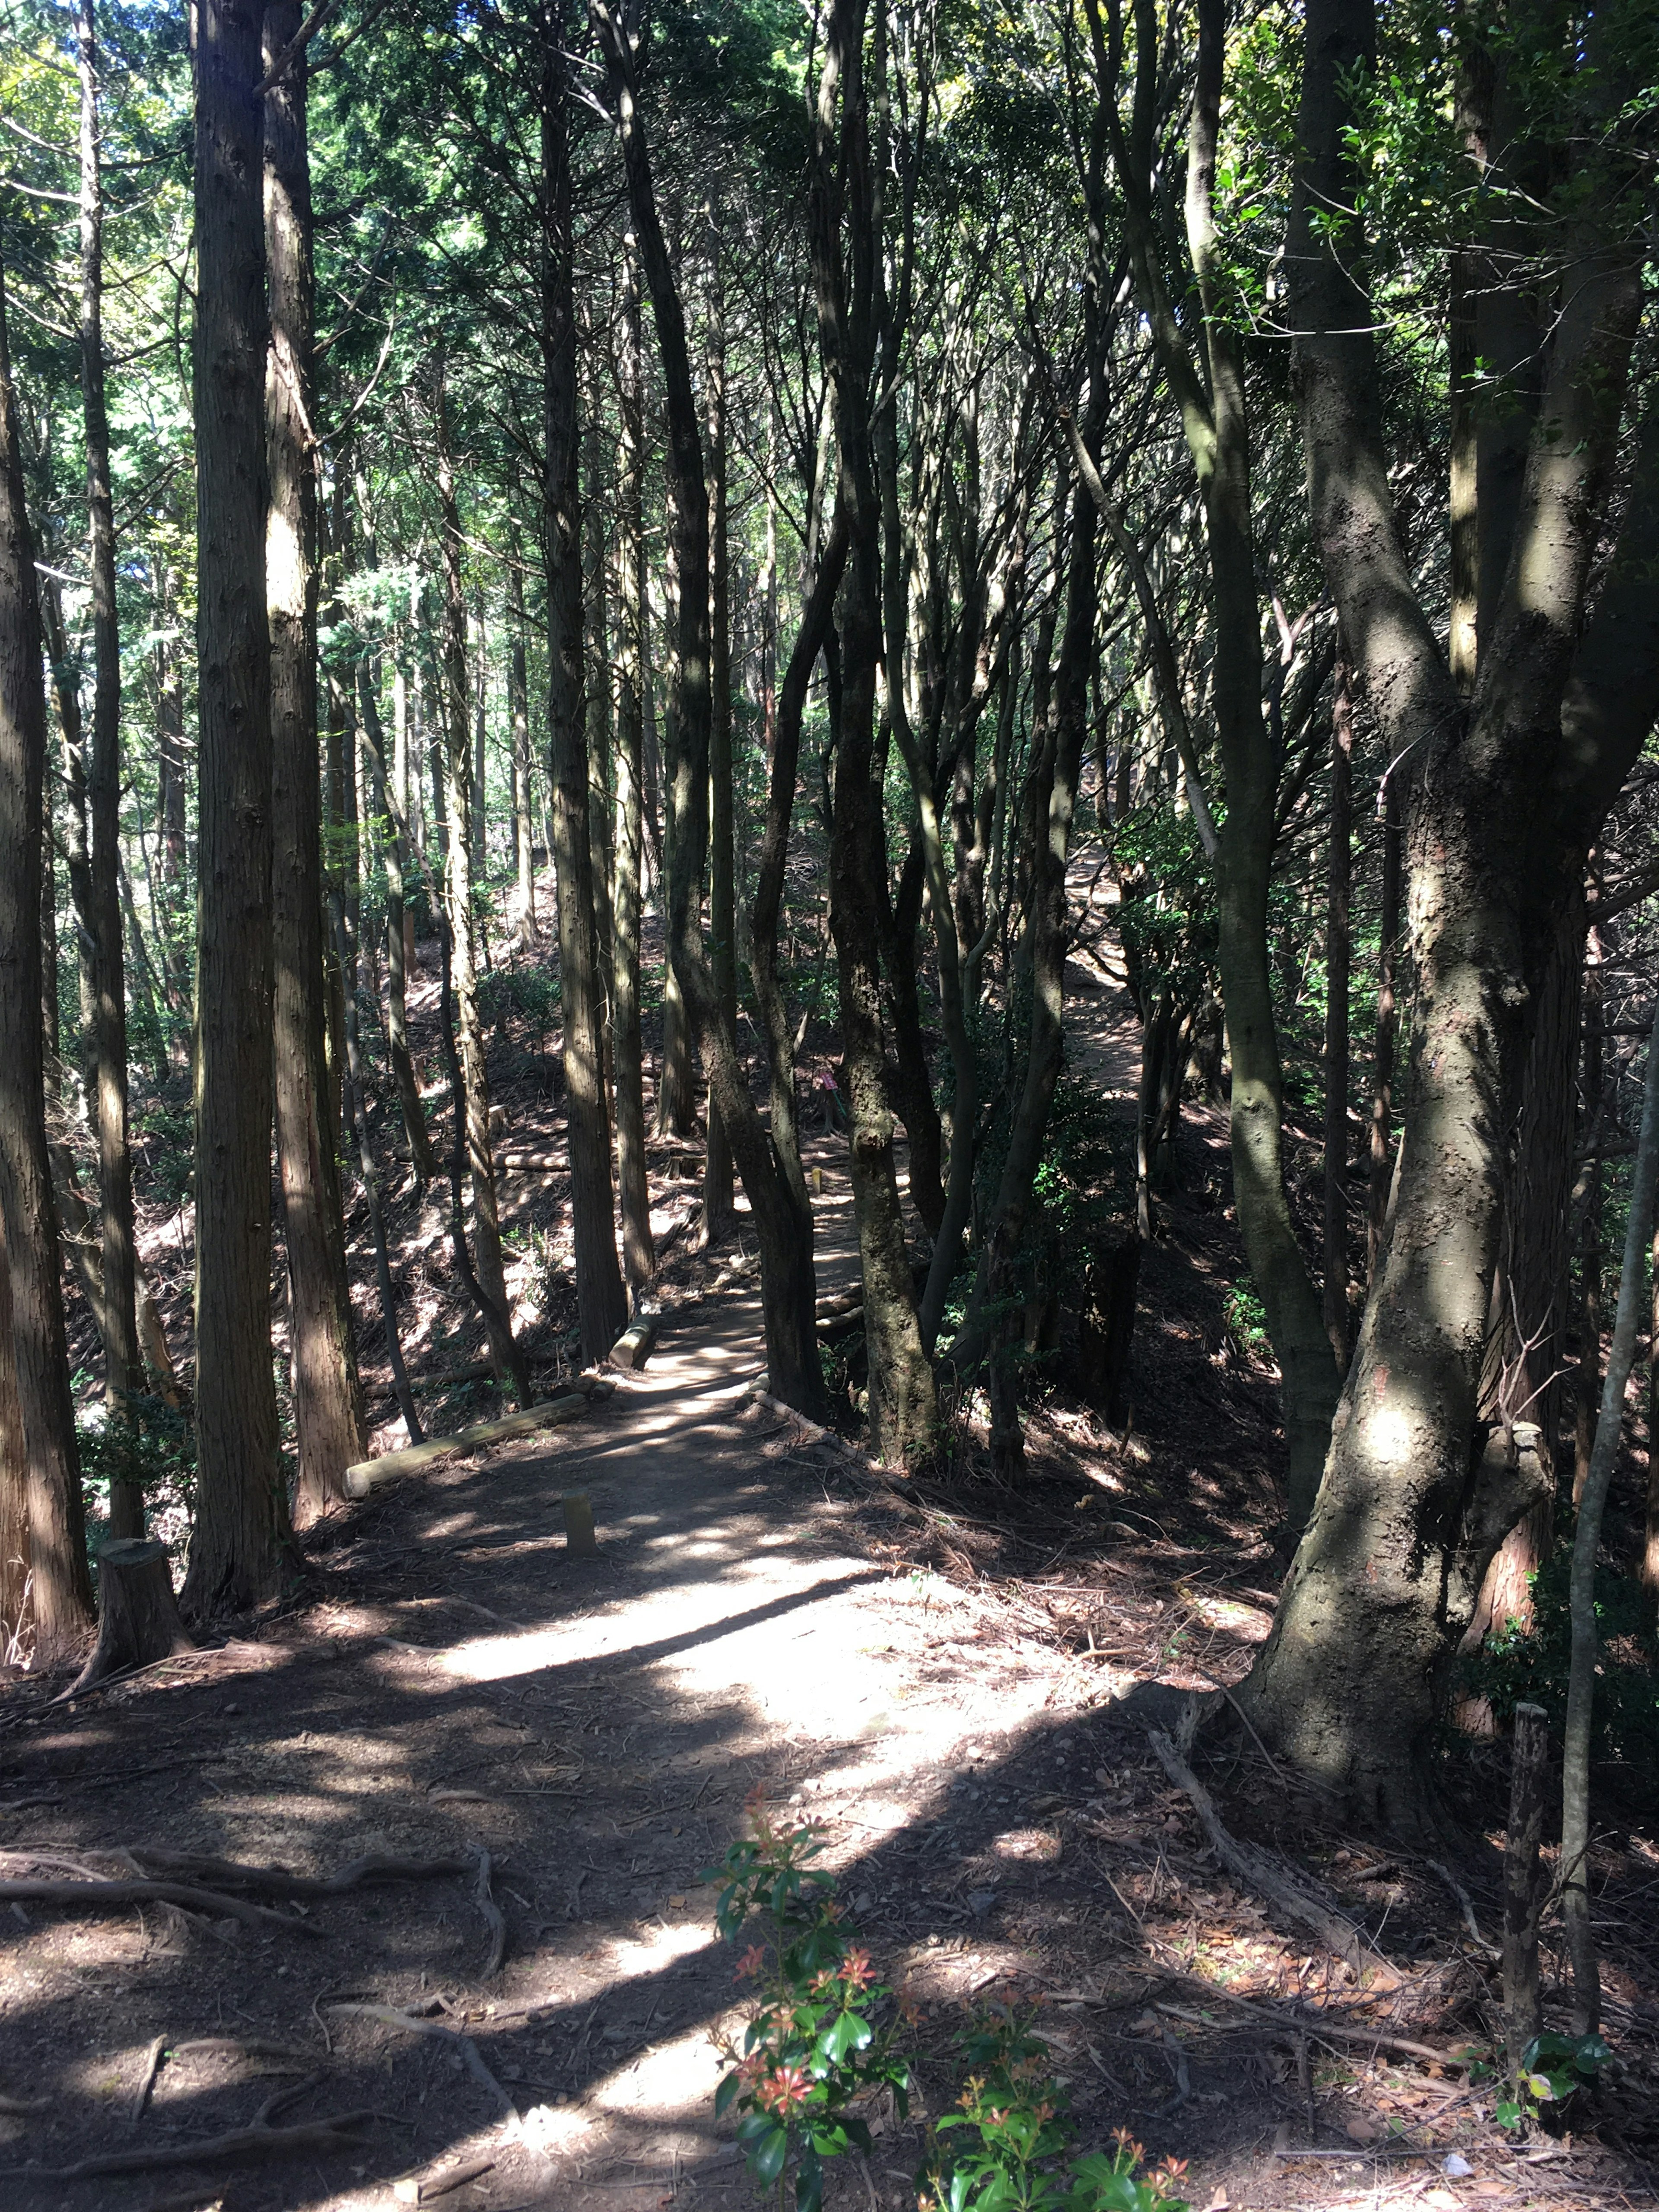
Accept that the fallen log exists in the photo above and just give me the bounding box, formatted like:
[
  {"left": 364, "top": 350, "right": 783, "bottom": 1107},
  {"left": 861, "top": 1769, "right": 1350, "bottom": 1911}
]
[{"left": 345, "top": 1395, "right": 585, "bottom": 1498}]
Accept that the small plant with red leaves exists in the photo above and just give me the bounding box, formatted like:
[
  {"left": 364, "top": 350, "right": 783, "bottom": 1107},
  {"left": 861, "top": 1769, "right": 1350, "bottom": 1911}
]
[
  {"left": 704, "top": 1798, "right": 911, "bottom": 2211},
  {"left": 923, "top": 2002, "right": 1191, "bottom": 2212}
]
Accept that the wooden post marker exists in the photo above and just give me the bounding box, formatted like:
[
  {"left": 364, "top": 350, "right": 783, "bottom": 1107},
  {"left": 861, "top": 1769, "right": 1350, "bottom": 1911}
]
[
  {"left": 562, "top": 1493, "right": 598, "bottom": 1557},
  {"left": 71, "top": 1538, "right": 195, "bottom": 1693},
  {"left": 1503, "top": 1700, "right": 1549, "bottom": 2066},
  {"left": 610, "top": 1317, "right": 658, "bottom": 1372}
]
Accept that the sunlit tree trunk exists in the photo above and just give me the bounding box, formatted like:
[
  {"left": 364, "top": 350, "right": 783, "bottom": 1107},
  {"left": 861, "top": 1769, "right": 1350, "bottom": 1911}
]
[
  {"left": 509, "top": 548, "right": 537, "bottom": 950},
  {"left": 265, "top": 1, "right": 367, "bottom": 1526},
  {"left": 360, "top": 660, "right": 434, "bottom": 1179}
]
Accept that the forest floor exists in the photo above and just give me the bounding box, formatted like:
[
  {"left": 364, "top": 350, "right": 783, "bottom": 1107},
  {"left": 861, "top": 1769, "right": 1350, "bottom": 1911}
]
[{"left": 4, "top": 871, "right": 1658, "bottom": 2212}]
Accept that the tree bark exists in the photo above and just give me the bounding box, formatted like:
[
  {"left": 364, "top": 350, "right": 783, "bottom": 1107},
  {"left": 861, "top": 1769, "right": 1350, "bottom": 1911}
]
[
  {"left": 595, "top": 0, "right": 825, "bottom": 1417},
  {"left": 72, "top": 1537, "right": 194, "bottom": 1693},
  {"left": 542, "top": 27, "right": 625, "bottom": 1365},
  {"left": 1322, "top": 651, "right": 1353, "bottom": 1367},
  {"left": 265, "top": 1, "right": 368, "bottom": 1526},
  {"left": 1574, "top": 922, "right": 1604, "bottom": 1503},
  {"left": 1367, "top": 779, "right": 1401, "bottom": 1286},
  {"left": 76, "top": 0, "right": 143, "bottom": 1538},
  {"left": 182, "top": 0, "right": 289, "bottom": 1617},
  {"left": 612, "top": 229, "right": 654, "bottom": 1292}
]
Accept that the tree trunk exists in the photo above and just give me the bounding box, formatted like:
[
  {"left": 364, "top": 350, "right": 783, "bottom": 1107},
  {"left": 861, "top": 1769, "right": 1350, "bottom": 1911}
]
[
  {"left": 1367, "top": 780, "right": 1401, "bottom": 1286},
  {"left": 612, "top": 230, "right": 654, "bottom": 1292},
  {"left": 812, "top": 0, "right": 937, "bottom": 1467},
  {"left": 359, "top": 660, "right": 434, "bottom": 1179},
  {"left": 1563, "top": 1007, "right": 1659, "bottom": 2033},
  {"left": 543, "top": 29, "right": 624, "bottom": 1365},
  {"left": 76, "top": 0, "right": 143, "bottom": 1538},
  {"left": 434, "top": 365, "right": 509, "bottom": 1340},
  {"left": 595, "top": 0, "right": 825, "bottom": 1417},
  {"left": 1, "top": 243, "right": 95, "bottom": 1663},
  {"left": 1243, "top": 0, "right": 1649, "bottom": 1821},
  {"left": 156, "top": 557, "right": 188, "bottom": 880},
  {"left": 582, "top": 413, "right": 615, "bottom": 1089},
  {"left": 702, "top": 203, "right": 737, "bottom": 1245},
  {"left": 0, "top": 1216, "right": 31, "bottom": 1656},
  {"left": 72, "top": 1537, "right": 194, "bottom": 1693},
  {"left": 182, "top": 0, "right": 289, "bottom": 1617},
  {"left": 508, "top": 551, "right": 537, "bottom": 949},
  {"left": 1467, "top": 899, "right": 1582, "bottom": 1642},
  {"left": 1322, "top": 651, "right": 1353, "bottom": 1367},
  {"left": 1573, "top": 922, "right": 1604, "bottom": 1503},
  {"left": 265, "top": 2, "right": 368, "bottom": 1527}
]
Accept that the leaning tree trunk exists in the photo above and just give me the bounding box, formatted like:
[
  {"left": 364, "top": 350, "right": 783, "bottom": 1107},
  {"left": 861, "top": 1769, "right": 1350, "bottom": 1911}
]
[
  {"left": 542, "top": 29, "right": 625, "bottom": 1365},
  {"left": 595, "top": 0, "right": 826, "bottom": 1417},
  {"left": 76, "top": 0, "right": 143, "bottom": 1538},
  {"left": 182, "top": 0, "right": 289, "bottom": 1617},
  {"left": 1321, "top": 650, "right": 1353, "bottom": 1367},
  {"left": 265, "top": 2, "right": 368, "bottom": 1525}
]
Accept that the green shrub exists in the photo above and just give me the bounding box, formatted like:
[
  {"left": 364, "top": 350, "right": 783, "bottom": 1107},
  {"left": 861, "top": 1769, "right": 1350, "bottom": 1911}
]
[{"left": 1459, "top": 1546, "right": 1659, "bottom": 1780}]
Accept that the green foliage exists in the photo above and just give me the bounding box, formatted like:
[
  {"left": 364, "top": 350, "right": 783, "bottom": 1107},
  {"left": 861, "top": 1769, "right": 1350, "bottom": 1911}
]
[
  {"left": 1459, "top": 1548, "right": 1659, "bottom": 1783},
  {"left": 924, "top": 2002, "right": 1190, "bottom": 2212},
  {"left": 77, "top": 1393, "right": 197, "bottom": 1571},
  {"left": 703, "top": 1799, "right": 912, "bottom": 2212},
  {"left": 1475, "top": 2031, "right": 1611, "bottom": 2133},
  {"left": 1221, "top": 1282, "right": 1271, "bottom": 1362}
]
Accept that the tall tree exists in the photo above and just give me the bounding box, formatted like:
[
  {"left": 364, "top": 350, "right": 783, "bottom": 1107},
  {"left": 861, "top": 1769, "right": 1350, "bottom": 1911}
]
[
  {"left": 76, "top": 0, "right": 143, "bottom": 1535},
  {"left": 611, "top": 227, "right": 654, "bottom": 1293},
  {"left": 265, "top": 1, "right": 369, "bottom": 1522},
  {"left": 542, "top": 17, "right": 625, "bottom": 1363},
  {"left": 702, "top": 199, "right": 736, "bottom": 1245},
  {"left": 0, "top": 227, "right": 95, "bottom": 1659},
  {"left": 182, "top": 0, "right": 289, "bottom": 1614},
  {"left": 434, "top": 364, "right": 510, "bottom": 1337}
]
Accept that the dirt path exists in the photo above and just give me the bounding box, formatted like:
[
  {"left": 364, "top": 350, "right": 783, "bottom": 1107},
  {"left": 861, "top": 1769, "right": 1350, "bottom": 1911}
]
[{"left": 0, "top": 1145, "right": 1127, "bottom": 2212}]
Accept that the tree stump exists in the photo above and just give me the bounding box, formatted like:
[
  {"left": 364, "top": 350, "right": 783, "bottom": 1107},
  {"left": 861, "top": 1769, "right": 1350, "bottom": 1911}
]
[{"left": 70, "top": 1539, "right": 194, "bottom": 1693}]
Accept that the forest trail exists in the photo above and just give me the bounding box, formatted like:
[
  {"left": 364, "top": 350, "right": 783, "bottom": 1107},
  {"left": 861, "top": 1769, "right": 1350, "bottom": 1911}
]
[{"left": 0, "top": 1136, "right": 1127, "bottom": 2212}]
